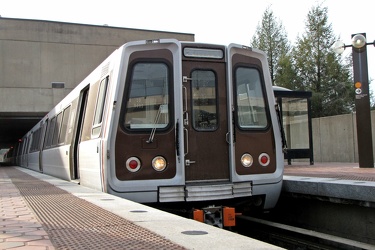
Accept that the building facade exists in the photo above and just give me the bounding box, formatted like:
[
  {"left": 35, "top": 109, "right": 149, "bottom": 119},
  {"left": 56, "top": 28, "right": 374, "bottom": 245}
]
[{"left": 0, "top": 18, "right": 194, "bottom": 147}]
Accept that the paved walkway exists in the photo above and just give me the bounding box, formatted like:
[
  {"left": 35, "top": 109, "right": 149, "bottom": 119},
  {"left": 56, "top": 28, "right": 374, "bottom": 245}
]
[
  {"left": 1, "top": 167, "right": 278, "bottom": 250},
  {"left": 0, "top": 167, "right": 188, "bottom": 250},
  {"left": 0, "top": 167, "right": 55, "bottom": 250}
]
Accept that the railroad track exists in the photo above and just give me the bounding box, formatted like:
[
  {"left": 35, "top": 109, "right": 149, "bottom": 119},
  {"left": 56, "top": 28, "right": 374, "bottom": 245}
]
[{"left": 236, "top": 215, "right": 375, "bottom": 250}]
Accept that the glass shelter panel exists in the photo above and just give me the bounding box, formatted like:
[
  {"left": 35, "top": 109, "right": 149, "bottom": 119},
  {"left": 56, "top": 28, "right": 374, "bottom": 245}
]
[{"left": 282, "top": 98, "right": 309, "bottom": 149}]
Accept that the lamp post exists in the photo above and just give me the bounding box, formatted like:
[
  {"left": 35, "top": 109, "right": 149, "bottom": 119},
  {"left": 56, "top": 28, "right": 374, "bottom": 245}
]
[{"left": 333, "top": 33, "right": 374, "bottom": 168}]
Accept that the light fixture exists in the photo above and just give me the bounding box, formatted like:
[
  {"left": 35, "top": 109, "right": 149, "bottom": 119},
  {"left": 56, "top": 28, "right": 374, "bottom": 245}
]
[
  {"left": 351, "top": 34, "right": 367, "bottom": 49},
  {"left": 332, "top": 41, "right": 346, "bottom": 54}
]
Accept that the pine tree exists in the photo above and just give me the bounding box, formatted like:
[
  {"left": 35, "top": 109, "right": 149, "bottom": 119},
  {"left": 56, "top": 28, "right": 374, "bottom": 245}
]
[
  {"left": 274, "top": 53, "right": 300, "bottom": 90},
  {"left": 292, "top": 4, "right": 354, "bottom": 117},
  {"left": 250, "top": 6, "right": 290, "bottom": 85}
]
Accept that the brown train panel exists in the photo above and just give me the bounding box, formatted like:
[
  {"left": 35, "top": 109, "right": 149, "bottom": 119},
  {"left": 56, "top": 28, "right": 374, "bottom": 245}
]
[
  {"left": 115, "top": 49, "right": 176, "bottom": 181},
  {"left": 235, "top": 129, "right": 276, "bottom": 175},
  {"left": 232, "top": 52, "right": 276, "bottom": 175}
]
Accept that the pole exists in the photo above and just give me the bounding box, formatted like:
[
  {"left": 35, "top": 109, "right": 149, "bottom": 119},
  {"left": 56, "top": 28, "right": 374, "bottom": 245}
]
[{"left": 352, "top": 33, "right": 374, "bottom": 168}]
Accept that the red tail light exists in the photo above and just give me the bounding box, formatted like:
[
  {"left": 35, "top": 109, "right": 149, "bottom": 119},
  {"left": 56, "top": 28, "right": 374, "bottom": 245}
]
[
  {"left": 126, "top": 157, "right": 141, "bottom": 172},
  {"left": 259, "top": 153, "right": 270, "bottom": 166}
]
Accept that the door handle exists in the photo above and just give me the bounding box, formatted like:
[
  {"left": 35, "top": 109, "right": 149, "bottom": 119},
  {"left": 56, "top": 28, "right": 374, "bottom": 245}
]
[
  {"left": 185, "top": 159, "right": 196, "bottom": 166},
  {"left": 184, "top": 128, "right": 188, "bottom": 155}
]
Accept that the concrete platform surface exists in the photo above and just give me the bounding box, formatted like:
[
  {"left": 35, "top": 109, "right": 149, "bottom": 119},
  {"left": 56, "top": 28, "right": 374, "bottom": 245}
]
[
  {"left": 0, "top": 166, "right": 282, "bottom": 250},
  {"left": 283, "top": 162, "right": 375, "bottom": 203}
]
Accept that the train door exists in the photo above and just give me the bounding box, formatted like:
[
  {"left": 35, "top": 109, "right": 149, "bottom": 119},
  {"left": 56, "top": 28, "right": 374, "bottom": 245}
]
[
  {"left": 22, "top": 137, "right": 29, "bottom": 167},
  {"left": 182, "top": 59, "right": 230, "bottom": 182},
  {"left": 71, "top": 87, "right": 89, "bottom": 179},
  {"left": 39, "top": 120, "right": 48, "bottom": 172}
]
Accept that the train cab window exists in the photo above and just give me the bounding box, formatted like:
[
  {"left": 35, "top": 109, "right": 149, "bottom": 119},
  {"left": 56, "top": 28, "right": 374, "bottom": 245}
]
[
  {"left": 191, "top": 70, "right": 218, "bottom": 131},
  {"left": 92, "top": 77, "right": 109, "bottom": 136},
  {"left": 124, "top": 63, "right": 170, "bottom": 130},
  {"left": 235, "top": 67, "right": 268, "bottom": 129}
]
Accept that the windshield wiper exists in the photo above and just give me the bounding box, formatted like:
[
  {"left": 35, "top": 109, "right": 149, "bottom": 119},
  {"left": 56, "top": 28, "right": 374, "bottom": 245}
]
[{"left": 146, "top": 104, "right": 167, "bottom": 143}]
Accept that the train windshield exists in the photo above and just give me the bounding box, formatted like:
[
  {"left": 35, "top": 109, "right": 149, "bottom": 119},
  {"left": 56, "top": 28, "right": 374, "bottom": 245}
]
[
  {"left": 124, "top": 62, "right": 170, "bottom": 130},
  {"left": 235, "top": 67, "right": 268, "bottom": 129}
]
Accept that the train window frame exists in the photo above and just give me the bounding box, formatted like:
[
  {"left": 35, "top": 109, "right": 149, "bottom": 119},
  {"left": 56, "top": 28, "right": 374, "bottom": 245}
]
[
  {"left": 30, "top": 131, "right": 35, "bottom": 152},
  {"left": 44, "top": 117, "right": 56, "bottom": 149},
  {"left": 30, "top": 128, "right": 41, "bottom": 152},
  {"left": 35, "top": 128, "right": 41, "bottom": 151},
  {"left": 58, "top": 105, "right": 72, "bottom": 145},
  {"left": 52, "top": 112, "right": 63, "bottom": 146},
  {"left": 123, "top": 61, "right": 173, "bottom": 133},
  {"left": 234, "top": 65, "right": 270, "bottom": 131},
  {"left": 190, "top": 69, "right": 219, "bottom": 131},
  {"left": 92, "top": 76, "right": 109, "bottom": 137}
]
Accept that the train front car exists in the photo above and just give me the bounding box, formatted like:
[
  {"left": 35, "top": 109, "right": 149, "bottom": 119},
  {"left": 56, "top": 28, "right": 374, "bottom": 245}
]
[{"left": 108, "top": 40, "right": 283, "bottom": 212}]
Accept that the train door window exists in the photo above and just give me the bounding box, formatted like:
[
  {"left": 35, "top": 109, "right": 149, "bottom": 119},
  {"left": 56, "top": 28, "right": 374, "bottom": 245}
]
[
  {"left": 235, "top": 67, "right": 268, "bottom": 129},
  {"left": 92, "top": 76, "right": 109, "bottom": 137},
  {"left": 52, "top": 112, "right": 63, "bottom": 146},
  {"left": 124, "top": 63, "right": 170, "bottom": 130},
  {"left": 191, "top": 70, "right": 218, "bottom": 131},
  {"left": 45, "top": 117, "right": 56, "bottom": 148},
  {"left": 59, "top": 106, "right": 71, "bottom": 144}
]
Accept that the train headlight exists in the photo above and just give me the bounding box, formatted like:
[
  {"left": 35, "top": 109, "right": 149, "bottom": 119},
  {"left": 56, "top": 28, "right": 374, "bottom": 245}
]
[
  {"left": 241, "top": 153, "right": 253, "bottom": 167},
  {"left": 152, "top": 156, "right": 167, "bottom": 171},
  {"left": 126, "top": 157, "right": 141, "bottom": 172},
  {"left": 259, "top": 153, "right": 270, "bottom": 167}
]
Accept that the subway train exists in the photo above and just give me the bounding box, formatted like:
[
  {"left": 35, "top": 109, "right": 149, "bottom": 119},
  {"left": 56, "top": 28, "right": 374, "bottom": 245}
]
[{"left": 16, "top": 39, "right": 284, "bottom": 221}]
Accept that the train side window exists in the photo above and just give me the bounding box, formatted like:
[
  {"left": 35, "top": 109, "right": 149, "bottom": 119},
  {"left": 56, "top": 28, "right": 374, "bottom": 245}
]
[
  {"left": 45, "top": 117, "right": 56, "bottom": 148},
  {"left": 30, "top": 128, "right": 40, "bottom": 152},
  {"left": 92, "top": 76, "right": 109, "bottom": 137},
  {"left": 59, "top": 106, "right": 71, "bottom": 144},
  {"left": 235, "top": 67, "right": 268, "bottom": 129},
  {"left": 52, "top": 112, "right": 63, "bottom": 146},
  {"left": 191, "top": 70, "right": 218, "bottom": 131},
  {"left": 35, "top": 128, "right": 41, "bottom": 151},
  {"left": 124, "top": 63, "right": 170, "bottom": 130},
  {"left": 30, "top": 132, "right": 35, "bottom": 152}
]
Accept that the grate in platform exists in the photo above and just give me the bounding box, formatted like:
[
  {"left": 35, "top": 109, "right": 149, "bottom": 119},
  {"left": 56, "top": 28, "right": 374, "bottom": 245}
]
[{"left": 7, "top": 168, "right": 187, "bottom": 250}]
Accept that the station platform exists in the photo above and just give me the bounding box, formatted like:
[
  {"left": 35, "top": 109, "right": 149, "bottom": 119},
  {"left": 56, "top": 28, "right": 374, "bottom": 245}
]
[
  {"left": 0, "top": 166, "right": 281, "bottom": 250},
  {"left": 283, "top": 162, "right": 375, "bottom": 205}
]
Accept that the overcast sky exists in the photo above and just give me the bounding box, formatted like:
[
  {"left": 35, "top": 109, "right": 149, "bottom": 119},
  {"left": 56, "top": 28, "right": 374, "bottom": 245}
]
[{"left": 2, "top": 0, "right": 375, "bottom": 85}]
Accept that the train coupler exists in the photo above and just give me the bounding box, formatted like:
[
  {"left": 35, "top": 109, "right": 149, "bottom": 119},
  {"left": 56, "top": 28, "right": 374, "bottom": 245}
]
[{"left": 193, "top": 205, "right": 236, "bottom": 228}]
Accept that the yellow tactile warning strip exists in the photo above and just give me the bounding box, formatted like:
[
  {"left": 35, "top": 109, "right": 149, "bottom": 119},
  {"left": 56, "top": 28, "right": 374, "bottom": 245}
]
[{"left": 2, "top": 167, "right": 187, "bottom": 250}]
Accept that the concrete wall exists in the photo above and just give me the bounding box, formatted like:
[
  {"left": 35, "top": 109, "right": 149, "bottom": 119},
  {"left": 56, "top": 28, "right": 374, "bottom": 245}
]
[
  {"left": 0, "top": 18, "right": 194, "bottom": 113},
  {"left": 312, "top": 111, "right": 375, "bottom": 163}
]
